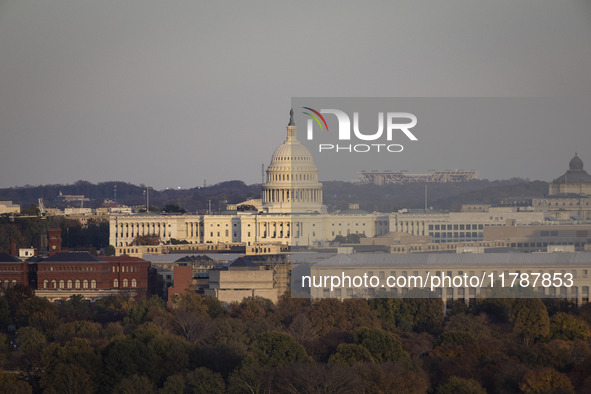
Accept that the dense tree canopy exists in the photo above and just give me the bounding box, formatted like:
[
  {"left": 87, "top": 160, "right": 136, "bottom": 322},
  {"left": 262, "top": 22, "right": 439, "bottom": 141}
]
[{"left": 0, "top": 289, "right": 590, "bottom": 393}]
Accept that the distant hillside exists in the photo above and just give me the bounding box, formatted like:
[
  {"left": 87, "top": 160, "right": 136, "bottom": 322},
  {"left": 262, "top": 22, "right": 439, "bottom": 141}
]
[
  {"left": 322, "top": 179, "right": 549, "bottom": 212},
  {"left": 0, "top": 178, "right": 549, "bottom": 213},
  {"left": 0, "top": 180, "right": 262, "bottom": 213}
]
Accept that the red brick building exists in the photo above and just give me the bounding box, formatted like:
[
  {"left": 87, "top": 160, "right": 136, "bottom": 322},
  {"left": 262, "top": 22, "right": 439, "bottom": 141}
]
[
  {"left": 34, "top": 252, "right": 151, "bottom": 301},
  {"left": 0, "top": 252, "right": 29, "bottom": 288}
]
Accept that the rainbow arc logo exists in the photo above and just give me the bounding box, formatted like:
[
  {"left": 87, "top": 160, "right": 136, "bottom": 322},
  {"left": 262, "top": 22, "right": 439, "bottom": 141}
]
[{"left": 302, "top": 107, "right": 329, "bottom": 132}]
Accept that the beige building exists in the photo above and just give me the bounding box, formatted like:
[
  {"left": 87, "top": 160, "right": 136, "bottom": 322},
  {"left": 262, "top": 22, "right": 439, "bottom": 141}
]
[
  {"left": 484, "top": 224, "right": 591, "bottom": 252},
  {"left": 389, "top": 207, "right": 545, "bottom": 243},
  {"left": 549, "top": 153, "right": 591, "bottom": 195},
  {"left": 0, "top": 201, "right": 20, "bottom": 215},
  {"left": 532, "top": 196, "right": 591, "bottom": 220},
  {"left": 204, "top": 257, "right": 280, "bottom": 303},
  {"left": 305, "top": 253, "right": 591, "bottom": 305}
]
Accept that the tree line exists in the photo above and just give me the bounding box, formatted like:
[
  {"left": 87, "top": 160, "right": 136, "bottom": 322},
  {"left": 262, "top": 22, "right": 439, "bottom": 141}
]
[
  {"left": 1, "top": 285, "right": 591, "bottom": 393},
  {"left": 1, "top": 178, "right": 549, "bottom": 214}
]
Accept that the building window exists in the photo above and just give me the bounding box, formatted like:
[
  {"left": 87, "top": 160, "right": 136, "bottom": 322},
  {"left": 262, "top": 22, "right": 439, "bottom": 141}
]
[
  {"left": 67, "top": 280, "right": 72, "bottom": 289},
  {"left": 75, "top": 280, "right": 80, "bottom": 289},
  {"left": 114, "top": 279, "right": 119, "bottom": 288},
  {"left": 83, "top": 280, "right": 88, "bottom": 289},
  {"left": 123, "top": 279, "right": 128, "bottom": 287},
  {"left": 91, "top": 280, "right": 96, "bottom": 289},
  {"left": 43, "top": 280, "right": 48, "bottom": 289},
  {"left": 131, "top": 279, "right": 137, "bottom": 288}
]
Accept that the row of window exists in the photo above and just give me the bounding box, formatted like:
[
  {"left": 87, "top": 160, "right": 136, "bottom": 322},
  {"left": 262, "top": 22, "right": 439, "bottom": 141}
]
[
  {"left": 113, "top": 279, "right": 137, "bottom": 287},
  {"left": 112, "top": 266, "right": 139, "bottom": 273},
  {"left": 0, "top": 266, "right": 21, "bottom": 271},
  {"left": 41, "top": 266, "right": 98, "bottom": 272},
  {"left": 43, "top": 279, "right": 96, "bottom": 289},
  {"left": 42, "top": 278, "right": 138, "bottom": 289},
  {"left": 430, "top": 232, "right": 483, "bottom": 239},
  {"left": 428, "top": 224, "right": 484, "bottom": 231}
]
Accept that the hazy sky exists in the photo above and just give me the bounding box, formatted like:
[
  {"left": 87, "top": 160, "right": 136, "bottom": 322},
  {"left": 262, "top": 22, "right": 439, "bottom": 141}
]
[{"left": 1, "top": 1, "right": 590, "bottom": 190}]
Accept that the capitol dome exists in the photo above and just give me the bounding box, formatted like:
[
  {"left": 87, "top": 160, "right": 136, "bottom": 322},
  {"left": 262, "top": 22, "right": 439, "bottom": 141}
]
[{"left": 262, "top": 110, "right": 326, "bottom": 214}]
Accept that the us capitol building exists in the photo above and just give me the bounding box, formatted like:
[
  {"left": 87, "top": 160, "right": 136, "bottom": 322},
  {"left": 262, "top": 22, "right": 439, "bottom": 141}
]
[
  {"left": 109, "top": 110, "right": 390, "bottom": 252},
  {"left": 110, "top": 111, "right": 588, "bottom": 256}
]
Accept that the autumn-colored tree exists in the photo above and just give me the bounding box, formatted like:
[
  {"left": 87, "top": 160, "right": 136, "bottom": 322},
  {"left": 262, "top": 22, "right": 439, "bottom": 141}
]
[
  {"left": 549, "top": 312, "right": 591, "bottom": 341},
  {"left": 519, "top": 367, "right": 575, "bottom": 394},
  {"left": 171, "top": 309, "right": 213, "bottom": 345},
  {"left": 353, "top": 362, "right": 430, "bottom": 394},
  {"left": 40, "top": 363, "right": 94, "bottom": 394},
  {"left": 273, "top": 362, "right": 358, "bottom": 393},
  {"left": 287, "top": 313, "right": 318, "bottom": 345},
  {"left": 235, "top": 296, "right": 276, "bottom": 320},
  {"left": 0, "top": 372, "right": 32, "bottom": 394},
  {"left": 171, "top": 290, "right": 223, "bottom": 318},
  {"left": 307, "top": 298, "right": 379, "bottom": 336},
  {"left": 436, "top": 376, "right": 486, "bottom": 394}
]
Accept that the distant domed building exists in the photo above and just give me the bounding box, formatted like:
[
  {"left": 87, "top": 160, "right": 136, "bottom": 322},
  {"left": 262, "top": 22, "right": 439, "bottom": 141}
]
[
  {"left": 549, "top": 153, "right": 591, "bottom": 195},
  {"left": 262, "top": 109, "right": 326, "bottom": 214}
]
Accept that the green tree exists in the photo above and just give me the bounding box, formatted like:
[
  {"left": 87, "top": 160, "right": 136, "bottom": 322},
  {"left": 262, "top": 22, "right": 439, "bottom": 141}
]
[
  {"left": 124, "top": 296, "right": 165, "bottom": 326},
  {"left": 0, "top": 297, "right": 11, "bottom": 330},
  {"left": 40, "top": 363, "right": 94, "bottom": 394},
  {"left": 354, "top": 327, "right": 410, "bottom": 363},
  {"left": 510, "top": 299, "right": 550, "bottom": 345},
  {"left": 251, "top": 331, "right": 308, "bottom": 367},
  {"left": 101, "top": 337, "right": 158, "bottom": 391},
  {"left": 41, "top": 338, "right": 101, "bottom": 374},
  {"left": 17, "top": 326, "right": 46, "bottom": 354},
  {"left": 437, "top": 376, "right": 486, "bottom": 394},
  {"left": 15, "top": 296, "right": 58, "bottom": 331},
  {"left": 403, "top": 296, "right": 444, "bottom": 333},
  {"left": 328, "top": 343, "right": 374, "bottom": 366},
  {"left": 184, "top": 367, "right": 226, "bottom": 393},
  {"left": 105, "top": 245, "right": 116, "bottom": 256},
  {"left": 163, "top": 204, "right": 186, "bottom": 214},
  {"left": 159, "top": 374, "right": 185, "bottom": 394},
  {"left": 368, "top": 298, "right": 412, "bottom": 332},
  {"left": 113, "top": 375, "right": 157, "bottom": 394}
]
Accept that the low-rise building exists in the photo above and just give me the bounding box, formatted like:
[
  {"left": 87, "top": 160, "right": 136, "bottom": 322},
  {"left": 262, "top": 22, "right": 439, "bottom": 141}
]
[
  {"left": 204, "top": 257, "right": 278, "bottom": 303},
  {"left": 0, "top": 201, "right": 20, "bottom": 215}
]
